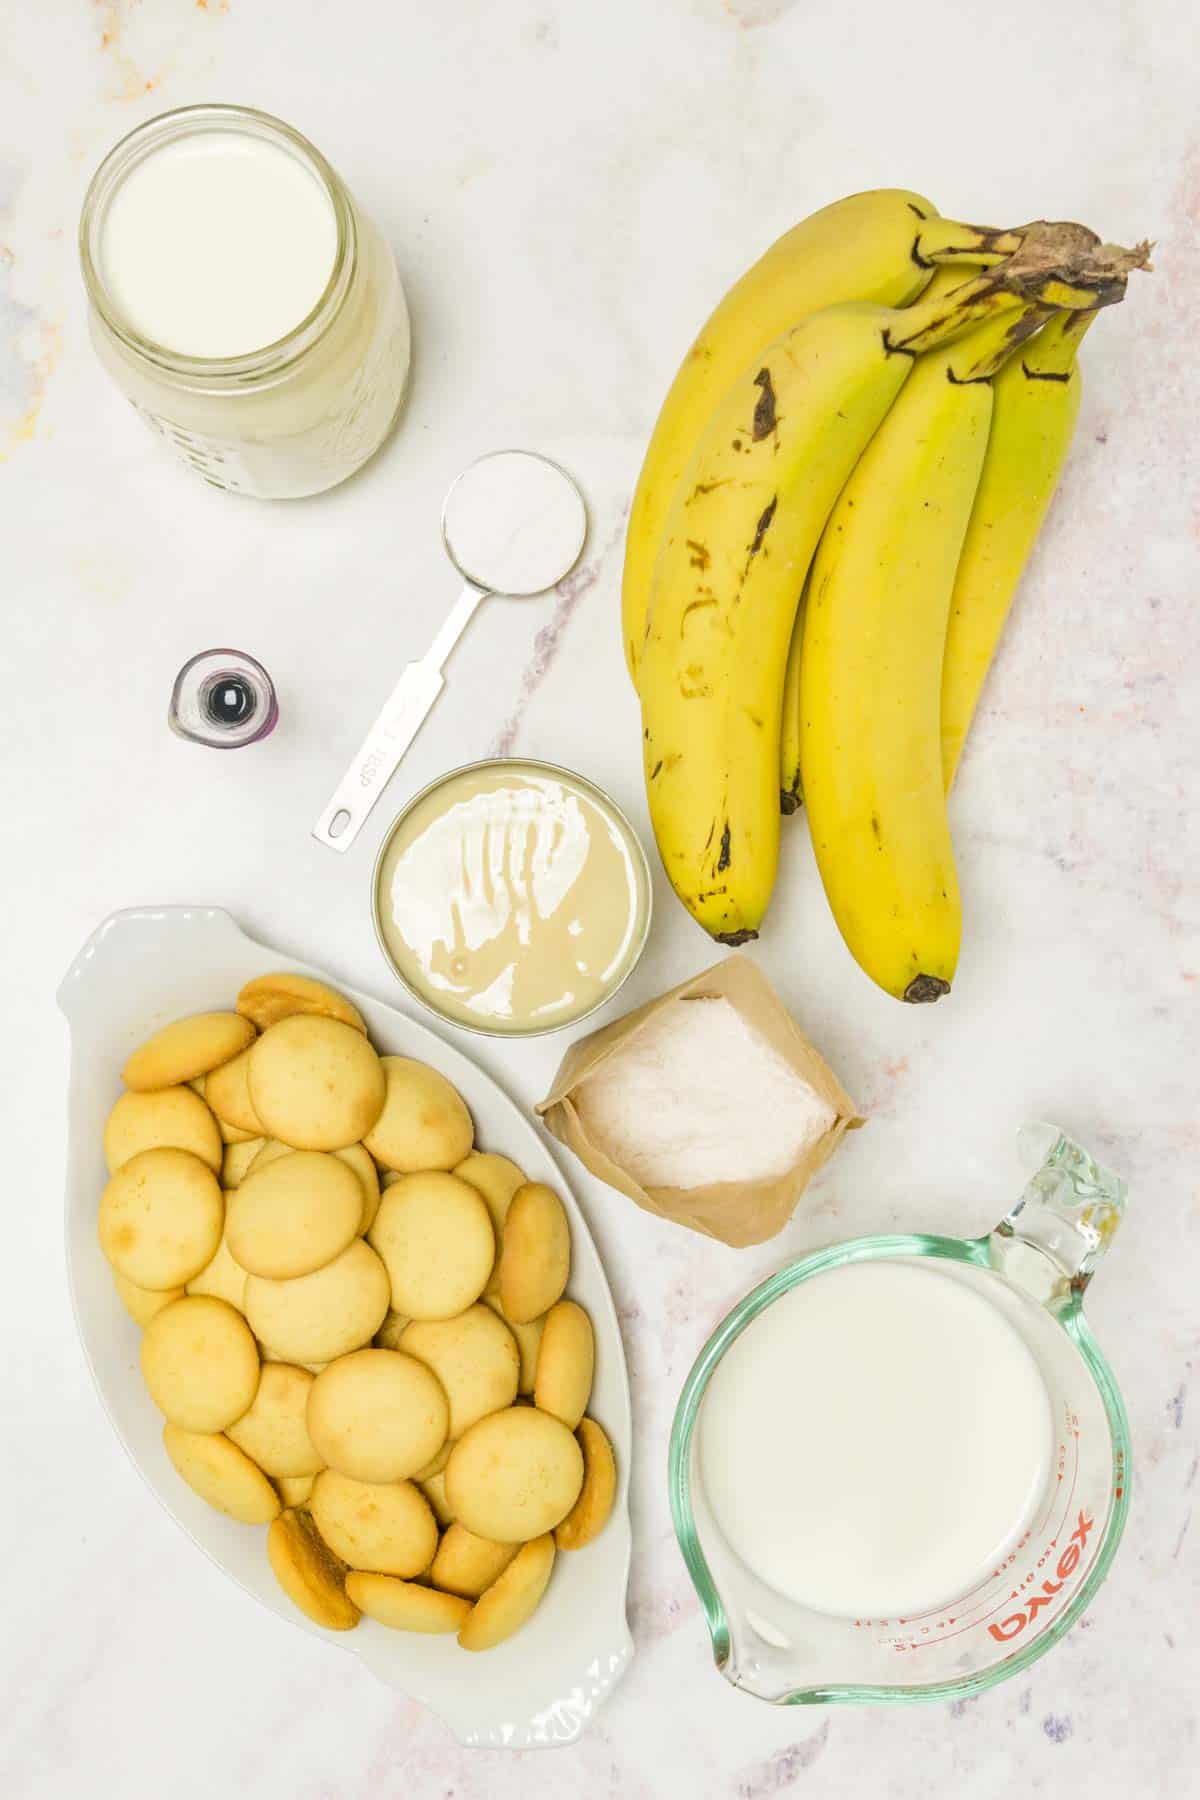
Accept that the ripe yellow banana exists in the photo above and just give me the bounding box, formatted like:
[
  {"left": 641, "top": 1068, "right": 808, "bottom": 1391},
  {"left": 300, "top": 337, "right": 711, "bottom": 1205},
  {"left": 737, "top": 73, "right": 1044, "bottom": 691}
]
[
  {"left": 798, "top": 304, "right": 1050, "bottom": 1001},
  {"left": 779, "top": 572, "right": 809, "bottom": 815},
  {"left": 622, "top": 190, "right": 1025, "bottom": 687},
  {"left": 640, "top": 270, "right": 1036, "bottom": 944},
  {"left": 779, "top": 266, "right": 970, "bottom": 813},
  {"left": 941, "top": 309, "right": 1094, "bottom": 787}
]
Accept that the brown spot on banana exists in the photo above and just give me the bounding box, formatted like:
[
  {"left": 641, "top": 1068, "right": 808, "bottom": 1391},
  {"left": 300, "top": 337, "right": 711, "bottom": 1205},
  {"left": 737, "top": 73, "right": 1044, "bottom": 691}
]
[
  {"left": 752, "top": 368, "right": 778, "bottom": 441},
  {"left": 742, "top": 495, "right": 777, "bottom": 579},
  {"left": 1022, "top": 361, "right": 1072, "bottom": 384},
  {"left": 881, "top": 328, "right": 918, "bottom": 360},
  {"left": 680, "top": 596, "right": 718, "bottom": 633},
  {"left": 716, "top": 823, "right": 732, "bottom": 872}
]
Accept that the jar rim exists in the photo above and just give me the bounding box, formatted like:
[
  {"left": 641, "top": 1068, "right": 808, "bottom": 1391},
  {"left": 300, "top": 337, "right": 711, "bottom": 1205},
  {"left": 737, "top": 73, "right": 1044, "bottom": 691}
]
[{"left": 79, "top": 103, "right": 356, "bottom": 384}]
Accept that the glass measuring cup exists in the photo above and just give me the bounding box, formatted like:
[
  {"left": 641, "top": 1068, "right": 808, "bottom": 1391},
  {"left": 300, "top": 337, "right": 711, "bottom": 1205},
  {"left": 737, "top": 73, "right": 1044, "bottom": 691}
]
[{"left": 669, "top": 1125, "right": 1130, "bottom": 1705}]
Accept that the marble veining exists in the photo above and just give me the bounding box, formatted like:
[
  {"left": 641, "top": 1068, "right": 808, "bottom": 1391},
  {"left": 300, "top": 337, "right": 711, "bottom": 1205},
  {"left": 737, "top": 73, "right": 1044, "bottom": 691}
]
[
  {"left": 2, "top": 0, "right": 1197, "bottom": 1794},
  {"left": 490, "top": 514, "right": 627, "bottom": 759}
]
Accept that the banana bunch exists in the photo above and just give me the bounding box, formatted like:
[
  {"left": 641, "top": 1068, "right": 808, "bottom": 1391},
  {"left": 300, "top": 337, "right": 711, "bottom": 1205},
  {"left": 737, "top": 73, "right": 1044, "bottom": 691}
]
[
  {"left": 622, "top": 190, "right": 1024, "bottom": 686},
  {"left": 627, "top": 194, "right": 1148, "bottom": 998}
]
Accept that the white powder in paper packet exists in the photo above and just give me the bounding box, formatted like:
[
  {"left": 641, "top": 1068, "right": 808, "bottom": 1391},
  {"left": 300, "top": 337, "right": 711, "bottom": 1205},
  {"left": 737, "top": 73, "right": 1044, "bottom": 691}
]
[{"left": 574, "top": 994, "right": 836, "bottom": 1191}]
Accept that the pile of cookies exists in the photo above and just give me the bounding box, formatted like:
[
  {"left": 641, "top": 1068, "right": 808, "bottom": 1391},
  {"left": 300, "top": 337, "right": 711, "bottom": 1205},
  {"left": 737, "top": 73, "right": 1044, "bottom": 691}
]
[{"left": 97, "top": 971, "right": 616, "bottom": 1652}]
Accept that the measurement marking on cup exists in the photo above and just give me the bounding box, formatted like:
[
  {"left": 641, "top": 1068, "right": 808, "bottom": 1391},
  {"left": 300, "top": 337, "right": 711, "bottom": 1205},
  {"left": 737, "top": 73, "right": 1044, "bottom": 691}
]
[
  {"left": 986, "top": 1511, "right": 1096, "bottom": 1644},
  {"left": 892, "top": 1502, "right": 1099, "bottom": 1653},
  {"left": 886, "top": 1404, "right": 1088, "bottom": 1653},
  {"left": 1031, "top": 1436, "right": 1069, "bottom": 1540},
  {"left": 1049, "top": 1417, "right": 1082, "bottom": 1548}
]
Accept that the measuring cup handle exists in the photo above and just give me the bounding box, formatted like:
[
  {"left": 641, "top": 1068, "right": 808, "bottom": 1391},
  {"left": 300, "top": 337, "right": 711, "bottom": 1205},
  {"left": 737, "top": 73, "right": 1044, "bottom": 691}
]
[{"left": 988, "top": 1124, "right": 1128, "bottom": 1303}]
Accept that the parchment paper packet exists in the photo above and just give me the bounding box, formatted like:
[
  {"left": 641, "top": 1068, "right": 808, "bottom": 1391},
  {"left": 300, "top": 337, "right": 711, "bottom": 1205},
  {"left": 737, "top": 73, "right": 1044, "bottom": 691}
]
[{"left": 535, "top": 955, "right": 864, "bottom": 1247}]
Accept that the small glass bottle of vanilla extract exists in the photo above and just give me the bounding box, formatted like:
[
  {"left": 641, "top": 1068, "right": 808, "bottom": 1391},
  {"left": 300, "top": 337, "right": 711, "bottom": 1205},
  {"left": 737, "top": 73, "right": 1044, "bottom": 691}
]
[{"left": 169, "top": 649, "right": 278, "bottom": 748}]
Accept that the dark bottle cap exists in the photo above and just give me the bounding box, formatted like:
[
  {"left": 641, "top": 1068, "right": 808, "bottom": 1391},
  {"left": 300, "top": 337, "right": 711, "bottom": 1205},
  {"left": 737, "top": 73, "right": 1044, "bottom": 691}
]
[{"left": 169, "top": 649, "right": 278, "bottom": 748}]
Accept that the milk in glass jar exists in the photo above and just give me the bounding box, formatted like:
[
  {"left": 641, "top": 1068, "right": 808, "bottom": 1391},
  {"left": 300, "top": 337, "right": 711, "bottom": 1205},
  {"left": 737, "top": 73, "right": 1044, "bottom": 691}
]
[{"left": 79, "top": 105, "right": 410, "bottom": 498}]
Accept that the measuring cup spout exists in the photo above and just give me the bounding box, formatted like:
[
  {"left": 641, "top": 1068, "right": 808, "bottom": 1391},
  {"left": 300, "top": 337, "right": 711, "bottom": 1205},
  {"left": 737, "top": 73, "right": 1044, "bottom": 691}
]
[{"left": 988, "top": 1124, "right": 1128, "bottom": 1306}]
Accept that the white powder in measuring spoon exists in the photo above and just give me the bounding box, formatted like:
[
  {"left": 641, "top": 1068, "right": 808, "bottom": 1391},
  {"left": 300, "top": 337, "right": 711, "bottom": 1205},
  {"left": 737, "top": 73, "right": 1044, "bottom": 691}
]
[
  {"left": 442, "top": 451, "right": 586, "bottom": 595},
  {"left": 574, "top": 996, "right": 836, "bottom": 1190}
]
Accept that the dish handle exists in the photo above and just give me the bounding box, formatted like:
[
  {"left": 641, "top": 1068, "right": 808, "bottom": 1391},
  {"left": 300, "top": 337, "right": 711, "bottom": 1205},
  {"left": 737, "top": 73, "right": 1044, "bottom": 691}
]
[{"left": 57, "top": 906, "right": 253, "bottom": 1024}]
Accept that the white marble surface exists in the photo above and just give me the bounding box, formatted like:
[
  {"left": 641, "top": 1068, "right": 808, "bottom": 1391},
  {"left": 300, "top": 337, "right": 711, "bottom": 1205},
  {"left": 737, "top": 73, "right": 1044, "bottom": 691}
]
[{"left": 2, "top": 1, "right": 1197, "bottom": 1794}]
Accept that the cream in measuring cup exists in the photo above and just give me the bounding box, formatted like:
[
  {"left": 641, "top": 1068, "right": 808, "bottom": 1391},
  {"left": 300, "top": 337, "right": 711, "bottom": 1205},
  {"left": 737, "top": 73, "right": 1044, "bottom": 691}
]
[
  {"left": 700, "top": 1259, "right": 1053, "bottom": 1619},
  {"left": 373, "top": 760, "right": 651, "bottom": 1035}
]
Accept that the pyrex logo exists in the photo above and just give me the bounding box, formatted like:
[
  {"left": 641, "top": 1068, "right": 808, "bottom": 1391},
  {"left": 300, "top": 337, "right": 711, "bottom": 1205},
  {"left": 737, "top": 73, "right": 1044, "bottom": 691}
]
[{"left": 988, "top": 1510, "right": 1095, "bottom": 1642}]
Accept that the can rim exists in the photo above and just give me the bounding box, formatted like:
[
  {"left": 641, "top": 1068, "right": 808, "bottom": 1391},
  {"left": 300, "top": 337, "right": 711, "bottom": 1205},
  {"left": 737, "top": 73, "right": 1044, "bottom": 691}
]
[{"left": 370, "top": 757, "right": 654, "bottom": 1039}]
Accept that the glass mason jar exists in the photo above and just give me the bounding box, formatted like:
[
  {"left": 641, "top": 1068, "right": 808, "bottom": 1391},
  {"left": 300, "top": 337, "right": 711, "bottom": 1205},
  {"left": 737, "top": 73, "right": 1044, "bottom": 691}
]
[{"left": 79, "top": 105, "right": 411, "bottom": 499}]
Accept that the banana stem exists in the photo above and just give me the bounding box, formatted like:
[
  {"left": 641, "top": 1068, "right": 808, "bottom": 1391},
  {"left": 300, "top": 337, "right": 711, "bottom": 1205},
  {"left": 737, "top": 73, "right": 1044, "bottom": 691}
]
[
  {"left": 892, "top": 223, "right": 1150, "bottom": 356},
  {"left": 917, "top": 215, "right": 1027, "bottom": 268},
  {"left": 953, "top": 303, "right": 1056, "bottom": 381},
  {"left": 891, "top": 274, "right": 1030, "bottom": 356},
  {"left": 1020, "top": 306, "right": 1100, "bottom": 375}
]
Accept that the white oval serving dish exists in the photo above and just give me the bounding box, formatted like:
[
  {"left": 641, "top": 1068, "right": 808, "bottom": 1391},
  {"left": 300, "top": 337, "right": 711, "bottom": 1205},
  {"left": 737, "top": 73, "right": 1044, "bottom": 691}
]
[{"left": 58, "top": 905, "right": 633, "bottom": 1749}]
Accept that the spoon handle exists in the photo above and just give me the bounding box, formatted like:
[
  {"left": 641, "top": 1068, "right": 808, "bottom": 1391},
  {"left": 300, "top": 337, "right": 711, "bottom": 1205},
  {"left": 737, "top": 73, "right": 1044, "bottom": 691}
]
[
  {"left": 426, "top": 582, "right": 489, "bottom": 672},
  {"left": 312, "top": 585, "right": 489, "bottom": 853},
  {"left": 311, "top": 661, "right": 445, "bottom": 851}
]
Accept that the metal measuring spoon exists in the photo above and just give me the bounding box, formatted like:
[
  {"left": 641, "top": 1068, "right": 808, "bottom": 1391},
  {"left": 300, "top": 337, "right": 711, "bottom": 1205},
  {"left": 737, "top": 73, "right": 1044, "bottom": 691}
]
[{"left": 312, "top": 450, "right": 587, "bottom": 852}]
